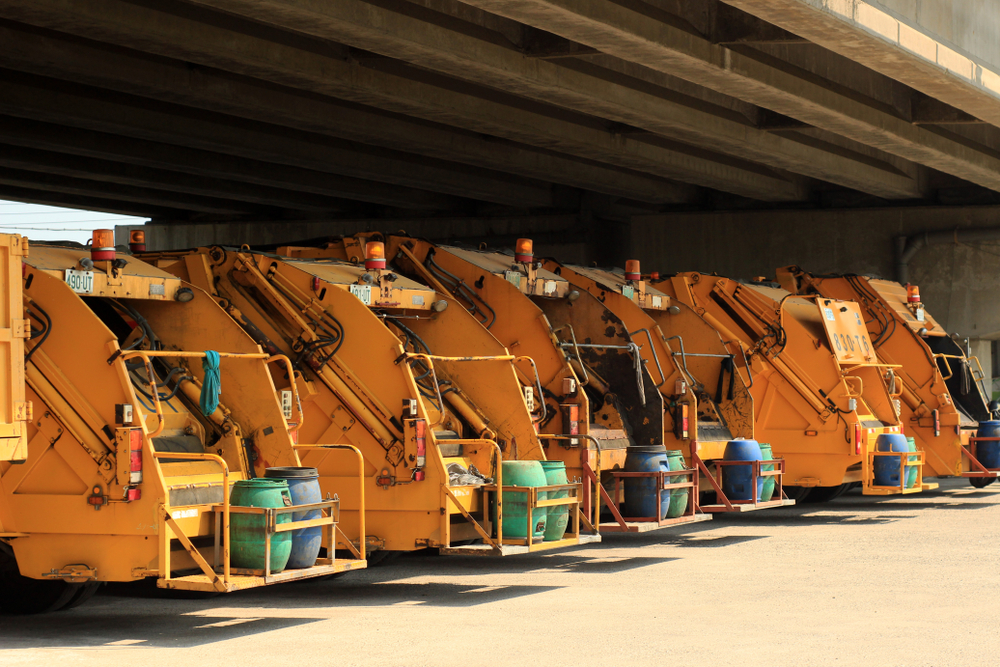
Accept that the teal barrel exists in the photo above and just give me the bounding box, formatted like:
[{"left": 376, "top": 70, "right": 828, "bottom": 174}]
[
  {"left": 722, "top": 439, "right": 763, "bottom": 501},
  {"left": 873, "top": 433, "right": 909, "bottom": 487},
  {"left": 229, "top": 479, "right": 293, "bottom": 572},
  {"left": 540, "top": 461, "right": 569, "bottom": 541},
  {"left": 264, "top": 467, "right": 322, "bottom": 568},
  {"left": 623, "top": 446, "right": 670, "bottom": 519},
  {"left": 500, "top": 461, "right": 548, "bottom": 540},
  {"left": 904, "top": 438, "right": 919, "bottom": 489},
  {"left": 759, "top": 443, "right": 776, "bottom": 501},
  {"left": 665, "top": 450, "right": 688, "bottom": 518}
]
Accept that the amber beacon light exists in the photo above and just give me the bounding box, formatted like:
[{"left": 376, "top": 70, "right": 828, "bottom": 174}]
[
  {"left": 625, "top": 260, "right": 641, "bottom": 281},
  {"left": 129, "top": 230, "right": 146, "bottom": 253},
  {"left": 514, "top": 238, "right": 534, "bottom": 263},
  {"left": 91, "top": 229, "right": 116, "bottom": 261},
  {"left": 365, "top": 241, "right": 386, "bottom": 270}
]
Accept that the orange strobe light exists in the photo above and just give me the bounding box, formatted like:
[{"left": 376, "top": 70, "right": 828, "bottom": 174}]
[
  {"left": 129, "top": 230, "right": 146, "bottom": 253},
  {"left": 515, "top": 238, "right": 534, "bottom": 263},
  {"left": 365, "top": 241, "right": 386, "bottom": 270},
  {"left": 625, "top": 259, "right": 641, "bottom": 281},
  {"left": 91, "top": 229, "right": 116, "bottom": 261}
]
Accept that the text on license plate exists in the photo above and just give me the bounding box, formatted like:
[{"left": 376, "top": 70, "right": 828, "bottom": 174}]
[{"left": 65, "top": 269, "right": 94, "bottom": 294}]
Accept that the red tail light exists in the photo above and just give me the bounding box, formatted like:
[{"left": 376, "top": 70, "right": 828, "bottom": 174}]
[
  {"left": 312, "top": 276, "right": 321, "bottom": 292},
  {"left": 854, "top": 423, "right": 862, "bottom": 455},
  {"left": 129, "top": 428, "right": 143, "bottom": 485},
  {"left": 414, "top": 419, "right": 426, "bottom": 482}
]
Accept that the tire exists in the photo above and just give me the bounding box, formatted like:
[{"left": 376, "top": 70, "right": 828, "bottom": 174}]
[
  {"left": 970, "top": 476, "right": 996, "bottom": 489},
  {"left": 59, "top": 582, "right": 102, "bottom": 611},
  {"left": 782, "top": 486, "right": 814, "bottom": 503},
  {"left": 0, "top": 548, "right": 84, "bottom": 614},
  {"left": 802, "top": 484, "right": 850, "bottom": 504}
]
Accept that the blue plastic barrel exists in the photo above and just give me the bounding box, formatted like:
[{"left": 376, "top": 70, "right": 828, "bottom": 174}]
[
  {"left": 722, "top": 439, "right": 763, "bottom": 501},
  {"left": 264, "top": 467, "right": 323, "bottom": 569},
  {"left": 873, "top": 434, "right": 909, "bottom": 487},
  {"left": 976, "top": 421, "right": 1000, "bottom": 469},
  {"left": 622, "top": 446, "right": 669, "bottom": 519}
]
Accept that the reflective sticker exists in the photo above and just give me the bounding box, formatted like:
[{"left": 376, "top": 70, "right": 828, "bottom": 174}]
[
  {"left": 504, "top": 270, "right": 522, "bottom": 288},
  {"left": 412, "top": 295, "right": 425, "bottom": 305},
  {"left": 349, "top": 284, "right": 372, "bottom": 305},
  {"left": 652, "top": 296, "right": 663, "bottom": 308},
  {"left": 149, "top": 284, "right": 165, "bottom": 296},
  {"left": 824, "top": 307, "right": 835, "bottom": 321},
  {"left": 621, "top": 285, "right": 635, "bottom": 299},
  {"left": 171, "top": 508, "right": 198, "bottom": 519},
  {"left": 916, "top": 307, "right": 925, "bottom": 322},
  {"left": 543, "top": 280, "right": 557, "bottom": 295}
]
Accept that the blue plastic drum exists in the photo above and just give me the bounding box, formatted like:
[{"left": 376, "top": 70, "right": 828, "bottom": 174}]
[
  {"left": 263, "top": 467, "right": 323, "bottom": 569},
  {"left": 722, "top": 439, "right": 764, "bottom": 501},
  {"left": 873, "top": 434, "right": 909, "bottom": 487},
  {"left": 976, "top": 421, "right": 1000, "bottom": 469}
]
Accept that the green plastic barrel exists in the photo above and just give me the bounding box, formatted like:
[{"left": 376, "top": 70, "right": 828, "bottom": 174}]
[
  {"left": 760, "top": 443, "right": 776, "bottom": 502},
  {"left": 540, "top": 461, "right": 569, "bottom": 541},
  {"left": 665, "top": 450, "right": 688, "bottom": 518},
  {"left": 905, "top": 437, "right": 918, "bottom": 489},
  {"left": 229, "top": 479, "right": 293, "bottom": 572},
  {"left": 501, "top": 461, "right": 547, "bottom": 540}
]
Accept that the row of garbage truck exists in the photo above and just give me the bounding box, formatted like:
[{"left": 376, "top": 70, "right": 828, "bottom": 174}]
[{"left": 0, "top": 229, "right": 994, "bottom": 613}]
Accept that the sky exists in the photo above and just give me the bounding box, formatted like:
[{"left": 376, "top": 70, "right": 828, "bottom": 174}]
[{"left": 0, "top": 200, "right": 147, "bottom": 244}]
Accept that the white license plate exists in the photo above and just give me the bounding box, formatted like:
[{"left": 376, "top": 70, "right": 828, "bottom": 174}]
[{"left": 65, "top": 269, "right": 94, "bottom": 294}]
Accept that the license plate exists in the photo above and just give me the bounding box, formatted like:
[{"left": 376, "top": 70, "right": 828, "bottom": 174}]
[
  {"left": 65, "top": 269, "right": 94, "bottom": 294},
  {"left": 349, "top": 284, "right": 372, "bottom": 305}
]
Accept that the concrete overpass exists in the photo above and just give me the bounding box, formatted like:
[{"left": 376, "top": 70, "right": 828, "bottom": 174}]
[{"left": 1, "top": 0, "right": 1000, "bottom": 378}]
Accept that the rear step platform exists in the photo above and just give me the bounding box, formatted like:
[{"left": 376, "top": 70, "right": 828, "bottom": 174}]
[
  {"left": 439, "top": 533, "right": 601, "bottom": 556},
  {"left": 700, "top": 499, "right": 796, "bottom": 513},
  {"left": 598, "top": 513, "right": 712, "bottom": 532},
  {"left": 160, "top": 558, "right": 367, "bottom": 593}
]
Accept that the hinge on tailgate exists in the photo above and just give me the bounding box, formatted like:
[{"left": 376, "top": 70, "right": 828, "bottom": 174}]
[{"left": 14, "top": 401, "right": 31, "bottom": 421}]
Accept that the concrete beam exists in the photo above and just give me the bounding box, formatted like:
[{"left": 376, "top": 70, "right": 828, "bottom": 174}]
[
  {"left": 0, "top": 70, "right": 552, "bottom": 209},
  {"left": 0, "top": 117, "right": 461, "bottom": 211},
  {"left": 0, "top": 166, "right": 260, "bottom": 216},
  {"left": 118, "top": 214, "right": 588, "bottom": 252},
  {"left": 0, "top": 1, "right": 798, "bottom": 201},
  {"left": 459, "top": 0, "right": 1000, "bottom": 194},
  {"left": 173, "top": 0, "right": 919, "bottom": 198},
  {"left": 0, "top": 185, "right": 173, "bottom": 218},
  {"left": 0, "top": 143, "right": 372, "bottom": 215},
  {"left": 0, "top": 23, "right": 688, "bottom": 207},
  {"left": 718, "top": 0, "right": 1000, "bottom": 128}
]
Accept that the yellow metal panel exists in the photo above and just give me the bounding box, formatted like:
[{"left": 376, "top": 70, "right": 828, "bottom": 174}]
[{"left": 0, "top": 234, "right": 27, "bottom": 462}]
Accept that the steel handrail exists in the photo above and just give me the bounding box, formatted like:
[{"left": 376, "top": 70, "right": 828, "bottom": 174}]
[
  {"left": 293, "top": 443, "right": 367, "bottom": 560},
  {"left": 152, "top": 450, "right": 231, "bottom": 585}
]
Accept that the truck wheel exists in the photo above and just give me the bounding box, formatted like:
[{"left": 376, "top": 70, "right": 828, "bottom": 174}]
[
  {"left": 0, "top": 548, "right": 83, "bottom": 614},
  {"left": 58, "top": 582, "right": 102, "bottom": 611},
  {"left": 802, "top": 484, "right": 850, "bottom": 503},
  {"left": 970, "top": 476, "right": 996, "bottom": 488}
]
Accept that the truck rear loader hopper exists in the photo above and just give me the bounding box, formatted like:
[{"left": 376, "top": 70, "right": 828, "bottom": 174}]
[
  {"left": 143, "top": 243, "right": 597, "bottom": 557},
  {"left": 2, "top": 232, "right": 365, "bottom": 614}
]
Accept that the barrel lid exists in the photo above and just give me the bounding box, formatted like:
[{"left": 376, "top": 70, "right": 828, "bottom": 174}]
[
  {"left": 665, "top": 450, "right": 684, "bottom": 456},
  {"left": 626, "top": 445, "right": 667, "bottom": 453},
  {"left": 539, "top": 460, "right": 566, "bottom": 469},
  {"left": 264, "top": 466, "right": 320, "bottom": 480},
  {"left": 234, "top": 478, "right": 288, "bottom": 488}
]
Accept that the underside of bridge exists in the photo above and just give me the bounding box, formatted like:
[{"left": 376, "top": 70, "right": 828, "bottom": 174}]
[{"left": 2, "top": 0, "right": 1000, "bottom": 349}]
